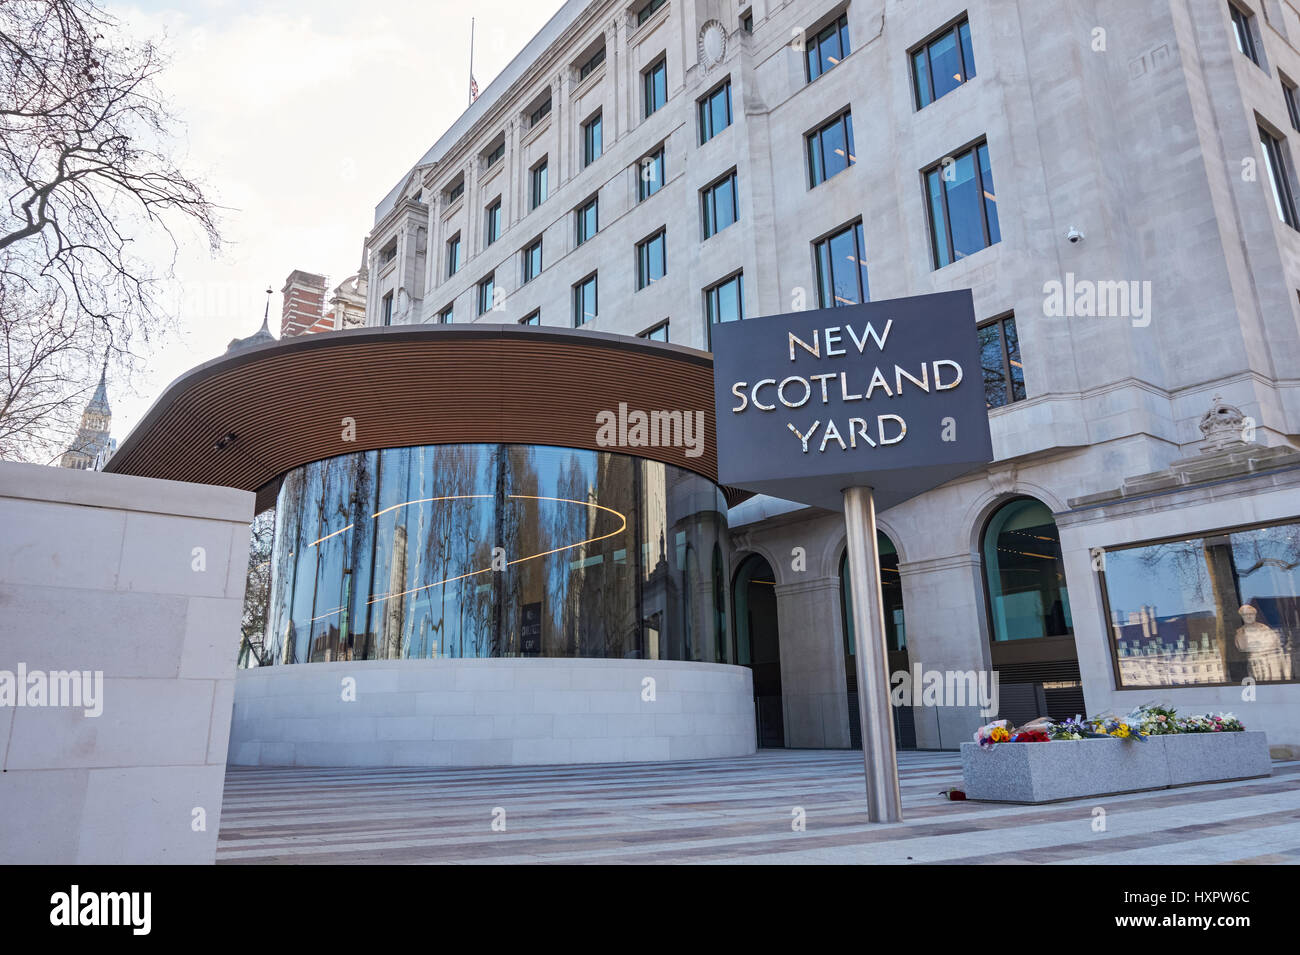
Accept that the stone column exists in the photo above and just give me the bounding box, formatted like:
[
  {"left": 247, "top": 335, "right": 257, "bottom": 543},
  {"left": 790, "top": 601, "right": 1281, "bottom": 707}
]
[{"left": 773, "top": 576, "right": 851, "bottom": 748}]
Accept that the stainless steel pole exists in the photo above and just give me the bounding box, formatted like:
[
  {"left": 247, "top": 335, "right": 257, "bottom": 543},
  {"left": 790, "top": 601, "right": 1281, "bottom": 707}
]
[{"left": 843, "top": 485, "right": 903, "bottom": 823}]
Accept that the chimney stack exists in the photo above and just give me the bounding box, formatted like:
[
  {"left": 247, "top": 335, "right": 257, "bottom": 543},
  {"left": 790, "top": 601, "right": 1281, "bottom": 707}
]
[{"left": 280, "top": 271, "right": 332, "bottom": 338}]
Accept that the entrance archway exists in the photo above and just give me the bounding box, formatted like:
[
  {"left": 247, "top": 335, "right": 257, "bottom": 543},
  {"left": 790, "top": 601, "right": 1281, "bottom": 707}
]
[
  {"left": 840, "top": 533, "right": 915, "bottom": 749},
  {"left": 980, "top": 496, "right": 1084, "bottom": 723},
  {"left": 734, "top": 553, "right": 783, "bottom": 747}
]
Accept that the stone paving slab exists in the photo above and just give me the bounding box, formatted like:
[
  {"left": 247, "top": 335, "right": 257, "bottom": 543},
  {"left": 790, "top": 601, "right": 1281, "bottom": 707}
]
[{"left": 216, "top": 749, "right": 1300, "bottom": 865}]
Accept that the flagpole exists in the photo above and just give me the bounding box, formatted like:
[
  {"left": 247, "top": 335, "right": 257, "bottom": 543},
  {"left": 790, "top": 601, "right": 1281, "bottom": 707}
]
[{"left": 468, "top": 17, "right": 476, "bottom": 106}]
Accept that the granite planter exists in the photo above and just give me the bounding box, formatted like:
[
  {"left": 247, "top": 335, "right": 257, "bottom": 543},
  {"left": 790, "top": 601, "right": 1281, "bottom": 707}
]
[{"left": 960, "top": 732, "right": 1271, "bottom": 804}]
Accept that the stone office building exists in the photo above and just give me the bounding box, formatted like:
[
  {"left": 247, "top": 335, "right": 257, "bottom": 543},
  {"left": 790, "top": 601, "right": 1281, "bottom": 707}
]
[{"left": 263, "top": 0, "right": 1300, "bottom": 756}]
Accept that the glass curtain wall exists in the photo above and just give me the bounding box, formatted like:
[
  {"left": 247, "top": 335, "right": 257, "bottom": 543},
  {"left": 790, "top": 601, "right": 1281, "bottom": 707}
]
[{"left": 263, "top": 444, "right": 729, "bottom": 665}]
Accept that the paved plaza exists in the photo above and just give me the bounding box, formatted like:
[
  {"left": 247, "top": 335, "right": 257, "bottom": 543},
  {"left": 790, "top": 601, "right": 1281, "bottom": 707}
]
[{"left": 216, "top": 750, "right": 1300, "bottom": 864}]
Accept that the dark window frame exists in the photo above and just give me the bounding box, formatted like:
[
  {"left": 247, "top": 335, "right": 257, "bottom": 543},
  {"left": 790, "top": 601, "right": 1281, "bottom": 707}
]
[
  {"left": 923, "top": 139, "right": 1001, "bottom": 268},
  {"left": 698, "top": 78, "right": 733, "bottom": 144},
  {"left": 806, "top": 109, "right": 855, "bottom": 187},
  {"left": 638, "top": 146, "right": 666, "bottom": 201},
  {"left": 636, "top": 228, "right": 667, "bottom": 290},
  {"left": 520, "top": 309, "right": 541, "bottom": 326},
  {"left": 1230, "top": 2, "right": 1262, "bottom": 66},
  {"left": 1284, "top": 75, "right": 1300, "bottom": 132},
  {"left": 381, "top": 291, "right": 394, "bottom": 325},
  {"left": 573, "top": 273, "right": 599, "bottom": 326},
  {"left": 1259, "top": 123, "right": 1299, "bottom": 228},
  {"left": 578, "top": 45, "right": 606, "bottom": 80},
  {"left": 522, "top": 237, "right": 544, "bottom": 284},
  {"left": 701, "top": 169, "right": 739, "bottom": 239},
  {"left": 704, "top": 271, "right": 745, "bottom": 348},
  {"left": 446, "top": 233, "right": 462, "bottom": 278},
  {"left": 575, "top": 195, "right": 599, "bottom": 245},
  {"left": 438, "top": 304, "right": 454, "bottom": 324},
  {"left": 639, "top": 320, "right": 670, "bottom": 341},
  {"left": 805, "top": 12, "right": 851, "bottom": 83},
  {"left": 977, "top": 312, "right": 1027, "bottom": 409},
  {"left": 910, "top": 15, "right": 977, "bottom": 109},
  {"left": 643, "top": 55, "right": 668, "bottom": 118},
  {"left": 812, "top": 219, "right": 870, "bottom": 308},
  {"left": 530, "top": 158, "right": 549, "bottom": 209},
  {"left": 636, "top": 0, "right": 666, "bottom": 27},
  {"left": 583, "top": 111, "right": 603, "bottom": 166},
  {"left": 477, "top": 274, "right": 496, "bottom": 316},
  {"left": 485, "top": 141, "right": 506, "bottom": 168},
  {"left": 485, "top": 198, "right": 502, "bottom": 246}
]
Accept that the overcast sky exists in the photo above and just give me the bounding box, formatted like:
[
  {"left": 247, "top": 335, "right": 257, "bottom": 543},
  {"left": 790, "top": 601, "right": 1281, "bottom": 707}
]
[{"left": 107, "top": 0, "right": 564, "bottom": 438}]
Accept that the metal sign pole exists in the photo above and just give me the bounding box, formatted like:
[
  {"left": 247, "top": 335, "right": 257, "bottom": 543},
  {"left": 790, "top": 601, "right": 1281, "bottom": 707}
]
[{"left": 843, "top": 485, "right": 903, "bottom": 823}]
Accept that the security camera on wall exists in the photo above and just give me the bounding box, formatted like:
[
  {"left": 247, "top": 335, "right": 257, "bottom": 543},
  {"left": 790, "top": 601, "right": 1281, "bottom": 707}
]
[{"left": 1066, "top": 226, "right": 1085, "bottom": 244}]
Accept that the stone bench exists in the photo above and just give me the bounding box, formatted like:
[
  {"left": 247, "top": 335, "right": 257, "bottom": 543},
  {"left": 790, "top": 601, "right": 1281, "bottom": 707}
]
[{"left": 959, "top": 732, "right": 1272, "bottom": 803}]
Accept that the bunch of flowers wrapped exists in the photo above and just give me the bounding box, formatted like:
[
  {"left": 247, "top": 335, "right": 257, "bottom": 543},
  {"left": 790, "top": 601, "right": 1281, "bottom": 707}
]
[{"left": 973, "top": 705, "right": 1246, "bottom": 748}]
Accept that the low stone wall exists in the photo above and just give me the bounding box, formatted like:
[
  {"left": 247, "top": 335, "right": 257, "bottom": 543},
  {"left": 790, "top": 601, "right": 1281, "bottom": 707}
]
[
  {"left": 0, "top": 461, "right": 254, "bottom": 864},
  {"left": 960, "top": 732, "right": 1272, "bottom": 803},
  {"left": 228, "top": 658, "right": 757, "bottom": 768}
]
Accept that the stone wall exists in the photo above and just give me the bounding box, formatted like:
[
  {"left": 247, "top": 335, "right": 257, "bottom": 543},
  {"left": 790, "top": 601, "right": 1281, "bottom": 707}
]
[{"left": 0, "top": 461, "right": 254, "bottom": 864}]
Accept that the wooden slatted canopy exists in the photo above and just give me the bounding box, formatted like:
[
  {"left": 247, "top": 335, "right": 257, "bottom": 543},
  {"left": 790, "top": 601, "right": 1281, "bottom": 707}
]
[{"left": 104, "top": 323, "right": 745, "bottom": 513}]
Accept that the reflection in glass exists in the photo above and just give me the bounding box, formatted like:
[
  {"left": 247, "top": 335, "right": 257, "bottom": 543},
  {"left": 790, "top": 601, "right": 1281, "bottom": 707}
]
[
  {"left": 263, "top": 444, "right": 729, "bottom": 665},
  {"left": 982, "top": 497, "right": 1073, "bottom": 642},
  {"left": 840, "top": 534, "right": 906, "bottom": 653},
  {"left": 1104, "top": 521, "right": 1300, "bottom": 686}
]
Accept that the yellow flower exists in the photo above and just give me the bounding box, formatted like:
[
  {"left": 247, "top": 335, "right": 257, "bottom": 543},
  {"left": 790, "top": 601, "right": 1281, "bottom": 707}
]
[
  {"left": 990, "top": 726, "right": 1010, "bottom": 743},
  {"left": 1112, "top": 723, "right": 1130, "bottom": 738}
]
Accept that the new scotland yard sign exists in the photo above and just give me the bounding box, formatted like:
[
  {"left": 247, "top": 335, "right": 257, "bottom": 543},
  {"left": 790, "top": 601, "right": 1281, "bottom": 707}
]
[{"left": 711, "top": 290, "right": 994, "bottom": 511}]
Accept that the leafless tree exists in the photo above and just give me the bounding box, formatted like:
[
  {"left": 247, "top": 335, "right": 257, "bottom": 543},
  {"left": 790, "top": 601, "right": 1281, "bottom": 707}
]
[
  {"left": 238, "top": 509, "right": 275, "bottom": 668},
  {"left": 0, "top": 0, "right": 220, "bottom": 459}
]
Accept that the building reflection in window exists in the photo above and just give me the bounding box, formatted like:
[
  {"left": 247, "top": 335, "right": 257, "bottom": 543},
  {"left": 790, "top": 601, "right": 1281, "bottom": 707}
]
[
  {"left": 840, "top": 533, "right": 906, "bottom": 653},
  {"left": 263, "top": 444, "right": 729, "bottom": 665},
  {"left": 1103, "top": 521, "right": 1300, "bottom": 686}
]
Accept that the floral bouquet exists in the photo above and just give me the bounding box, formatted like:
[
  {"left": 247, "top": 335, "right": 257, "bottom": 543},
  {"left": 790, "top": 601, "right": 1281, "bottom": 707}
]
[
  {"left": 1176, "top": 713, "right": 1245, "bottom": 733},
  {"left": 973, "top": 719, "right": 1012, "bottom": 748},
  {"left": 1128, "top": 703, "right": 1180, "bottom": 736},
  {"left": 1047, "top": 716, "right": 1107, "bottom": 741},
  {"left": 1093, "top": 714, "right": 1147, "bottom": 741}
]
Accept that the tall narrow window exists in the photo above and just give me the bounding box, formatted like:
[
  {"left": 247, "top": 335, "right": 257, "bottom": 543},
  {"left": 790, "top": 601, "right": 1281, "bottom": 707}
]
[
  {"left": 522, "top": 238, "right": 543, "bottom": 284},
  {"left": 924, "top": 140, "right": 1001, "bottom": 267},
  {"left": 805, "top": 13, "right": 850, "bottom": 82},
  {"left": 912, "top": 17, "right": 976, "bottom": 108},
  {"left": 446, "top": 233, "right": 462, "bottom": 277},
  {"left": 531, "top": 159, "right": 548, "bottom": 209},
  {"left": 381, "top": 292, "right": 394, "bottom": 325},
  {"left": 438, "top": 304, "right": 454, "bottom": 324},
  {"left": 576, "top": 196, "right": 599, "bottom": 245},
  {"left": 638, "top": 147, "right": 665, "bottom": 200},
  {"left": 637, "top": 229, "right": 667, "bottom": 289},
  {"left": 1284, "top": 76, "right": 1300, "bottom": 133},
  {"left": 477, "top": 274, "right": 495, "bottom": 316},
  {"left": 1231, "top": 3, "right": 1261, "bottom": 65},
  {"left": 698, "top": 80, "right": 733, "bottom": 144},
  {"left": 485, "top": 199, "right": 502, "bottom": 246},
  {"left": 813, "top": 221, "right": 870, "bottom": 308},
  {"left": 705, "top": 273, "right": 744, "bottom": 347},
  {"left": 807, "top": 110, "right": 855, "bottom": 187},
  {"left": 644, "top": 57, "right": 667, "bottom": 117},
  {"left": 701, "top": 170, "right": 738, "bottom": 238},
  {"left": 583, "top": 112, "right": 603, "bottom": 166},
  {"left": 1259, "top": 125, "right": 1298, "bottom": 228},
  {"left": 573, "top": 274, "right": 598, "bottom": 326},
  {"left": 979, "top": 314, "right": 1026, "bottom": 408}
]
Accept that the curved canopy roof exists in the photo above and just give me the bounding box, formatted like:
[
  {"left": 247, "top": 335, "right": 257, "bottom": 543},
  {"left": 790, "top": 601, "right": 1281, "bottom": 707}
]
[{"left": 105, "top": 324, "right": 740, "bottom": 512}]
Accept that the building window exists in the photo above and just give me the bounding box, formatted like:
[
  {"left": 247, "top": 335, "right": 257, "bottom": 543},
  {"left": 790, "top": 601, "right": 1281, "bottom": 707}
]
[
  {"left": 813, "top": 220, "right": 869, "bottom": 308},
  {"left": 982, "top": 497, "right": 1072, "bottom": 643},
  {"left": 637, "top": 229, "right": 667, "bottom": 289},
  {"left": 485, "top": 199, "right": 502, "bottom": 246},
  {"left": 644, "top": 56, "right": 667, "bottom": 117},
  {"left": 841, "top": 534, "right": 905, "bottom": 654},
  {"left": 979, "top": 314, "right": 1026, "bottom": 408},
  {"left": 701, "top": 170, "right": 738, "bottom": 238},
  {"left": 529, "top": 96, "right": 552, "bottom": 127},
  {"left": 446, "top": 179, "right": 465, "bottom": 203},
  {"left": 583, "top": 112, "right": 603, "bottom": 166},
  {"left": 477, "top": 274, "right": 495, "bottom": 315},
  {"left": 1102, "top": 518, "right": 1300, "bottom": 687},
  {"left": 576, "top": 196, "right": 599, "bottom": 245},
  {"left": 531, "top": 159, "right": 548, "bottom": 209},
  {"left": 741, "top": 9, "right": 753, "bottom": 33},
  {"left": 1284, "top": 76, "right": 1300, "bottom": 132},
  {"left": 1230, "top": 2, "right": 1261, "bottom": 65},
  {"left": 912, "top": 16, "right": 976, "bottom": 108},
  {"left": 438, "top": 304, "right": 454, "bottom": 324},
  {"left": 807, "top": 110, "right": 855, "bottom": 187},
  {"left": 579, "top": 45, "right": 606, "bottom": 79},
  {"left": 705, "top": 272, "right": 744, "bottom": 346},
  {"left": 636, "top": 0, "right": 666, "bottom": 26},
  {"left": 806, "top": 13, "right": 850, "bottom": 82},
  {"left": 638, "top": 147, "right": 665, "bottom": 200},
  {"left": 446, "top": 233, "right": 463, "bottom": 277},
  {"left": 573, "top": 273, "right": 598, "bottom": 326},
  {"left": 698, "top": 79, "right": 732, "bottom": 144},
  {"left": 381, "top": 292, "right": 394, "bottom": 325},
  {"left": 522, "top": 237, "right": 543, "bottom": 283},
  {"left": 924, "top": 140, "right": 1001, "bottom": 267},
  {"left": 485, "top": 141, "right": 505, "bottom": 168},
  {"left": 640, "top": 320, "right": 669, "bottom": 342},
  {"left": 1260, "top": 125, "right": 1299, "bottom": 228},
  {"left": 520, "top": 310, "right": 541, "bottom": 325},
  {"left": 379, "top": 240, "right": 397, "bottom": 267}
]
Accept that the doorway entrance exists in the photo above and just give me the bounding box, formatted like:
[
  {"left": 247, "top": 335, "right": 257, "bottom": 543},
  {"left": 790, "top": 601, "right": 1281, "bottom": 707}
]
[{"left": 734, "top": 553, "right": 783, "bottom": 747}]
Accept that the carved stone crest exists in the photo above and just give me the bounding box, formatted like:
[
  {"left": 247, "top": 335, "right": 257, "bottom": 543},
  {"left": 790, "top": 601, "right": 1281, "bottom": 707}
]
[
  {"left": 1198, "top": 394, "right": 1248, "bottom": 452},
  {"left": 698, "top": 19, "right": 727, "bottom": 70}
]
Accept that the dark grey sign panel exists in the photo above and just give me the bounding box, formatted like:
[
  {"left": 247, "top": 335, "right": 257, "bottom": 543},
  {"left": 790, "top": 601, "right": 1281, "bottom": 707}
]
[{"left": 711, "top": 290, "right": 993, "bottom": 512}]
